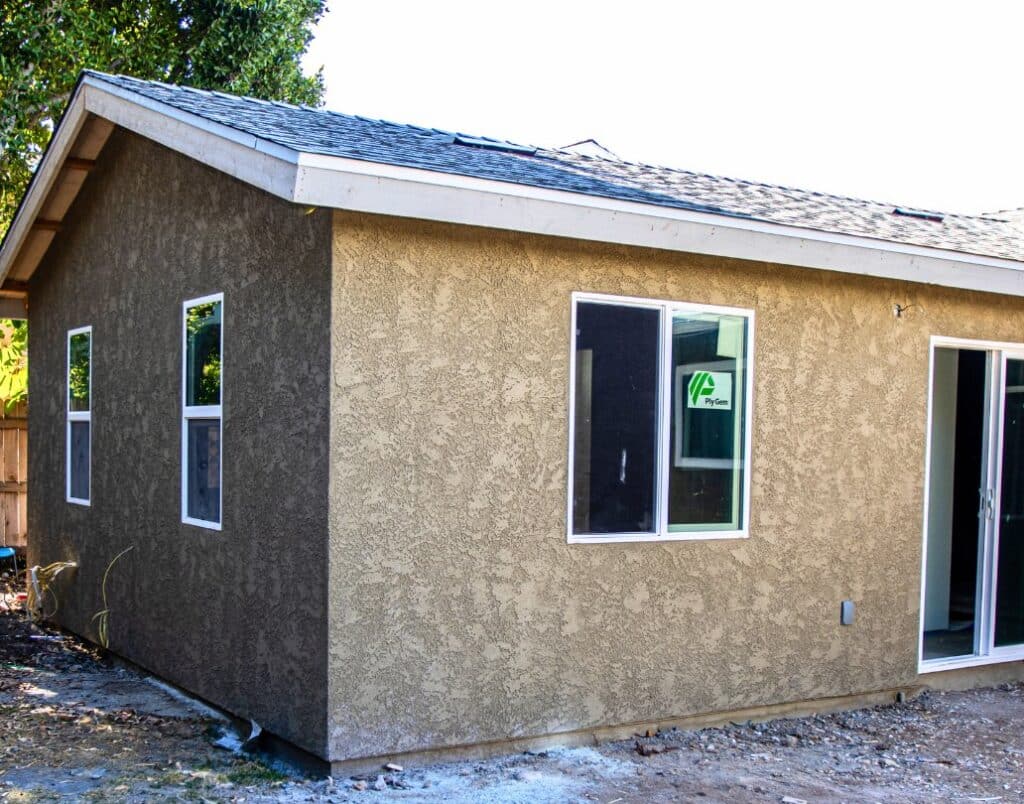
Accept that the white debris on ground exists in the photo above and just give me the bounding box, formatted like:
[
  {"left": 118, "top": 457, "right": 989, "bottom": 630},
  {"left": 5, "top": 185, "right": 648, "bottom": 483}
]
[{"left": 2, "top": 598, "right": 1023, "bottom": 803}]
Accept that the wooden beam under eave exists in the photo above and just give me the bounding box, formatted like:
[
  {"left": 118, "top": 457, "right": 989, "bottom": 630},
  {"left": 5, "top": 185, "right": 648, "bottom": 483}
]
[
  {"left": 7, "top": 230, "right": 55, "bottom": 282},
  {"left": 1, "top": 281, "right": 29, "bottom": 295},
  {"left": 0, "top": 281, "right": 28, "bottom": 318},
  {"left": 31, "top": 219, "right": 62, "bottom": 232},
  {"left": 64, "top": 157, "right": 96, "bottom": 172},
  {"left": 31, "top": 117, "right": 111, "bottom": 241},
  {"left": 0, "top": 298, "right": 28, "bottom": 319},
  {"left": 73, "top": 115, "right": 114, "bottom": 161},
  {"left": 41, "top": 164, "right": 90, "bottom": 221}
]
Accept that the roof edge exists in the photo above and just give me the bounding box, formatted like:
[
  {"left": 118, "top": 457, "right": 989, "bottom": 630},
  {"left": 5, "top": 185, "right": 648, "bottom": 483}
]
[
  {"left": 3, "top": 71, "right": 1024, "bottom": 297},
  {"left": 294, "top": 150, "right": 1024, "bottom": 275},
  {"left": 0, "top": 75, "right": 304, "bottom": 284},
  {"left": 0, "top": 77, "right": 91, "bottom": 284},
  {"left": 294, "top": 156, "right": 1024, "bottom": 297}
]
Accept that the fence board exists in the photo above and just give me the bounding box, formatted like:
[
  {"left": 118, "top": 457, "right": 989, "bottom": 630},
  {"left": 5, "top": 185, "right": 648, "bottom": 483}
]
[
  {"left": 4, "top": 429, "right": 18, "bottom": 482},
  {"left": 0, "top": 403, "right": 26, "bottom": 548}
]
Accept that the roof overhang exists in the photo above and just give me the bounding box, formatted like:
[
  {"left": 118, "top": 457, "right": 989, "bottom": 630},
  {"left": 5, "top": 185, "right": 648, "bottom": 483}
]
[{"left": 3, "top": 73, "right": 1024, "bottom": 298}]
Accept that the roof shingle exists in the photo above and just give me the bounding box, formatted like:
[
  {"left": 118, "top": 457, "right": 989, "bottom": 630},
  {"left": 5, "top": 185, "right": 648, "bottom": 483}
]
[{"left": 86, "top": 71, "right": 1024, "bottom": 263}]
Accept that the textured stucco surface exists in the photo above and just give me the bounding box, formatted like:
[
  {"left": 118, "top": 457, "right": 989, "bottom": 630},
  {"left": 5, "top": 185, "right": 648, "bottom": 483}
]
[
  {"left": 29, "top": 129, "right": 332, "bottom": 756},
  {"left": 327, "top": 210, "right": 1024, "bottom": 762}
]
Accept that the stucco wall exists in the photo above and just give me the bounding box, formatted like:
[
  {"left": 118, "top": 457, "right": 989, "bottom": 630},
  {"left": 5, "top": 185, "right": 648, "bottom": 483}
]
[
  {"left": 327, "top": 210, "right": 1024, "bottom": 762},
  {"left": 29, "top": 129, "right": 332, "bottom": 756}
]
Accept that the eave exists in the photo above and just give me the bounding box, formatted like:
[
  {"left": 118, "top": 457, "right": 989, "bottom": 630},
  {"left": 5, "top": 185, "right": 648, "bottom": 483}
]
[{"left": 3, "top": 74, "right": 1024, "bottom": 300}]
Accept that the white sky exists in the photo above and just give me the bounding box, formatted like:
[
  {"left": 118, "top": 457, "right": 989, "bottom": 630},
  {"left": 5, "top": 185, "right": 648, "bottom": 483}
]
[{"left": 304, "top": 2, "right": 1024, "bottom": 216}]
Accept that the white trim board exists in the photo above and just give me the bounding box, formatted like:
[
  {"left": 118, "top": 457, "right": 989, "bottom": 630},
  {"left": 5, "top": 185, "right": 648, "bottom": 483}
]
[
  {"left": 180, "top": 292, "right": 224, "bottom": 532},
  {"left": 66, "top": 325, "right": 92, "bottom": 506},
  {"left": 4, "top": 74, "right": 1024, "bottom": 297}
]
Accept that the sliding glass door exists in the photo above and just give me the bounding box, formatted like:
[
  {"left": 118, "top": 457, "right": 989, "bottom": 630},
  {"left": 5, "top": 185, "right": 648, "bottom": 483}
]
[
  {"left": 922, "top": 342, "right": 1024, "bottom": 668},
  {"left": 994, "top": 357, "right": 1024, "bottom": 650}
]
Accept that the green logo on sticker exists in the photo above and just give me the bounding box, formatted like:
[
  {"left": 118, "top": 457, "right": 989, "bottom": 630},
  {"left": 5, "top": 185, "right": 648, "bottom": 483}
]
[{"left": 688, "top": 371, "right": 716, "bottom": 406}]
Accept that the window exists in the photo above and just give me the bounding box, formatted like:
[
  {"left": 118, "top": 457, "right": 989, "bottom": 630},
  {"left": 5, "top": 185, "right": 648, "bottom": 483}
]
[
  {"left": 66, "top": 326, "right": 92, "bottom": 505},
  {"left": 568, "top": 293, "right": 754, "bottom": 542},
  {"left": 182, "top": 294, "right": 223, "bottom": 529}
]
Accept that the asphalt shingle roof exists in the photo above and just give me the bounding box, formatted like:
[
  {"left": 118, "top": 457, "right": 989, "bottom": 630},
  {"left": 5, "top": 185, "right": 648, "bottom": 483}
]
[{"left": 86, "top": 71, "right": 1024, "bottom": 263}]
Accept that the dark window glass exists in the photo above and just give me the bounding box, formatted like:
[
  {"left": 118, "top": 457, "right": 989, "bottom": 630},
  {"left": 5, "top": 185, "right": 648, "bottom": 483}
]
[
  {"left": 667, "top": 312, "right": 747, "bottom": 532},
  {"left": 995, "top": 358, "right": 1024, "bottom": 647},
  {"left": 186, "top": 301, "right": 221, "bottom": 406},
  {"left": 922, "top": 348, "right": 986, "bottom": 659},
  {"left": 69, "top": 421, "right": 90, "bottom": 500},
  {"left": 572, "top": 302, "right": 660, "bottom": 534},
  {"left": 187, "top": 419, "right": 221, "bottom": 523},
  {"left": 69, "top": 332, "right": 90, "bottom": 412}
]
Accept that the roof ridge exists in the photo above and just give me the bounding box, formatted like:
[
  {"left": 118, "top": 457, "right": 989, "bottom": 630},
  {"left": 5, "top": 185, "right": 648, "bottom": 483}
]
[
  {"left": 85, "top": 70, "right": 320, "bottom": 113},
  {"left": 87, "top": 70, "right": 500, "bottom": 146},
  {"left": 538, "top": 145, "right": 1005, "bottom": 222},
  {"left": 981, "top": 206, "right": 1024, "bottom": 219}
]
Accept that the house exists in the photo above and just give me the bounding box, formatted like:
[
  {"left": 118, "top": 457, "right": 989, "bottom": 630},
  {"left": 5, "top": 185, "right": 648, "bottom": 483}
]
[{"left": 3, "top": 70, "right": 1024, "bottom": 773}]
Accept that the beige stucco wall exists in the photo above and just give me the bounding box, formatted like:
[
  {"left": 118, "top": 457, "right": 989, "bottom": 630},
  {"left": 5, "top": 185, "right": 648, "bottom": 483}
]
[{"left": 327, "top": 210, "right": 1024, "bottom": 763}]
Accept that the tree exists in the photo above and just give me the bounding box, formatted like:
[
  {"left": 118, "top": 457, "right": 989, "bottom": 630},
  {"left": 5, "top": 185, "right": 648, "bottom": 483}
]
[
  {"left": 0, "top": 0, "right": 327, "bottom": 408},
  {"left": 0, "top": 320, "right": 27, "bottom": 408}
]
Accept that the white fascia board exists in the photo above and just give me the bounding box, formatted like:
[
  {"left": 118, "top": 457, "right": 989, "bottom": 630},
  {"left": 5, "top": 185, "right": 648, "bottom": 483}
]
[
  {"left": 80, "top": 80, "right": 299, "bottom": 201},
  {"left": 294, "top": 153, "right": 1024, "bottom": 297}
]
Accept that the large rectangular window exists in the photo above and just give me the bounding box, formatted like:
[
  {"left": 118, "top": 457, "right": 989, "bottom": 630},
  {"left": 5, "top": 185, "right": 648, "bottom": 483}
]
[
  {"left": 569, "top": 293, "right": 754, "bottom": 542},
  {"left": 182, "top": 293, "right": 222, "bottom": 529},
  {"left": 66, "top": 326, "right": 92, "bottom": 505}
]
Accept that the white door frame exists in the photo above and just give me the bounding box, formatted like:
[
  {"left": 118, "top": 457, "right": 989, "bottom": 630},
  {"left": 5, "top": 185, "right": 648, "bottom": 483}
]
[{"left": 919, "top": 335, "right": 1024, "bottom": 672}]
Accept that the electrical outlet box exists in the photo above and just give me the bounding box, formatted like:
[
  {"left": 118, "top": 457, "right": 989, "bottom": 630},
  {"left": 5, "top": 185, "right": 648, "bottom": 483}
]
[{"left": 840, "top": 600, "right": 855, "bottom": 626}]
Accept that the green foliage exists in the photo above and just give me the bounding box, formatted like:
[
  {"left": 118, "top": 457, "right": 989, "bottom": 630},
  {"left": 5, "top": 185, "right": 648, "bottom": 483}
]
[
  {"left": 225, "top": 761, "right": 287, "bottom": 785},
  {"left": 0, "top": 0, "right": 327, "bottom": 233},
  {"left": 186, "top": 301, "right": 220, "bottom": 404},
  {"left": 68, "top": 330, "right": 90, "bottom": 407},
  {"left": 0, "top": 0, "right": 326, "bottom": 405},
  {"left": 0, "top": 319, "right": 27, "bottom": 410}
]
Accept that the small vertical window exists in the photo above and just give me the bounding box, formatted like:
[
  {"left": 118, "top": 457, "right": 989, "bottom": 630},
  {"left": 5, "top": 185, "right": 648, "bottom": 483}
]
[
  {"left": 569, "top": 293, "right": 754, "bottom": 542},
  {"left": 182, "top": 294, "right": 222, "bottom": 529},
  {"left": 668, "top": 310, "right": 749, "bottom": 533},
  {"left": 66, "top": 326, "right": 92, "bottom": 505},
  {"left": 572, "top": 302, "right": 660, "bottom": 534}
]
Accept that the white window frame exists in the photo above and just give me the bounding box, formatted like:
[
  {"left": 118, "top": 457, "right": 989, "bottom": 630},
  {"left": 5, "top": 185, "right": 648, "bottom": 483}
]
[
  {"left": 66, "top": 325, "right": 92, "bottom": 505},
  {"left": 181, "top": 292, "right": 223, "bottom": 531},
  {"left": 567, "top": 291, "right": 755, "bottom": 544}
]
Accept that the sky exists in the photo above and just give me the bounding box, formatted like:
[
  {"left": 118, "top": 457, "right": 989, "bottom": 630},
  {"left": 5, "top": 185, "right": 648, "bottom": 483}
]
[{"left": 303, "top": 2, "right": 1024, "bottom": 216}]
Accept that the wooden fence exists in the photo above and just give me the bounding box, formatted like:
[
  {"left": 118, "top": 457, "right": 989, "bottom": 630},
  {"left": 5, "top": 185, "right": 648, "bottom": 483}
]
[{"left": 0, "top": 401, "right": 27, "bottom": 548}]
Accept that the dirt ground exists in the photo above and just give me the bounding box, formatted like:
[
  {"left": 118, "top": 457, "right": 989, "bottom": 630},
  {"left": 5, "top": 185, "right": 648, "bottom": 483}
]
[{"left": 2, "top": 583, "right": 1023, "bottom": 803}]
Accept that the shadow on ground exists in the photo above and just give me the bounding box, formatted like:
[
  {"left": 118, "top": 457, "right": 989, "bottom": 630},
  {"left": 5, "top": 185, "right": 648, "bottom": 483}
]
[{"left": 1, "top": 602, "right": 1023, "bottom": 802}]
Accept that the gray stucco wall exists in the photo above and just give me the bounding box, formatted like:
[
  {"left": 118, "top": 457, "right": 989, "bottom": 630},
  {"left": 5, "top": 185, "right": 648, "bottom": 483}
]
[
  {"left": 28, "top": 129, "right": 332, "bottom": 756},
  {"left": 327, "top": 210, "right": 1024, "bottom": 763}
]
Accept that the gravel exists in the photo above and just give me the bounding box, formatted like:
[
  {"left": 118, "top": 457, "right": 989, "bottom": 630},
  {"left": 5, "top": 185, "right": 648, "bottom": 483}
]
[{"left": 2, "top": 594, "right": 1022, "bottom": 802}]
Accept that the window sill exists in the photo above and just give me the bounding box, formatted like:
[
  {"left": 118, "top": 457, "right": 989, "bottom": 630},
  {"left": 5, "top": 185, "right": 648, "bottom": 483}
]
[
  {"left": 66, "top": 497, "right": 90, "bottom": 507},
  {"left": 568, "top": 530, "right": 749, "bottom": 544},
  {"left": 182, "top": 516, "right": 222, "bottom": 532},
  {"left": 918, "top": 650, "right": 1024, "bottom": 674}
]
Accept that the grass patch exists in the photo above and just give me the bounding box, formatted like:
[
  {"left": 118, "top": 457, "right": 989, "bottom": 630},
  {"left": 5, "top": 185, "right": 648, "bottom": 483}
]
[
  {"left": 153, "top": 770, "right": 189, "bottom": 787},
  {"left": 225, "top": 760, "right": 287, "bottom": 786},
  {"left": 4, "top": 790, "right": 57, "bottom": 803}
]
